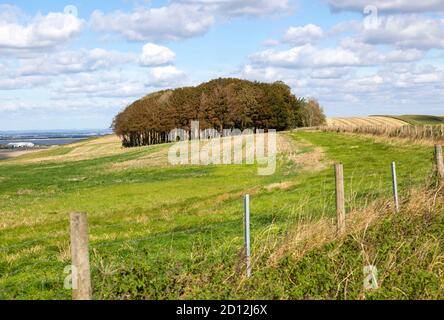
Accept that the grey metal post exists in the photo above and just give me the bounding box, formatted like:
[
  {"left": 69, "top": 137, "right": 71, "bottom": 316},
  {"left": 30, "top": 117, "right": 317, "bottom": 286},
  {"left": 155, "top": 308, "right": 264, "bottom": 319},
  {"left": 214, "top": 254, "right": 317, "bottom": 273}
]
[
  {"left": 391, "top": 162, "right": 400, "bottom": 212},
  {"left": 243, "top": 194, "right": 251, "bottom": 278}
]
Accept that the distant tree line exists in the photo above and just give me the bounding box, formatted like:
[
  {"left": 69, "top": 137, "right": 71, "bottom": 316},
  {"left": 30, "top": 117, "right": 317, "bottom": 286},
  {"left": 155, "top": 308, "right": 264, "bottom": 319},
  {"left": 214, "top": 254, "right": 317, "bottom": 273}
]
[{"left": 112, "top": 78, "right": 326, "bottom": 147}]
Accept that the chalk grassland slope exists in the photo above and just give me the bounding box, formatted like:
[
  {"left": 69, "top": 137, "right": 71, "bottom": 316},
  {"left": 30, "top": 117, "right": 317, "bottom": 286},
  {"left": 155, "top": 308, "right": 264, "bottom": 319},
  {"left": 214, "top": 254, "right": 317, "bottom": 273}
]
[
  {"left": 0, "top": 131, "right": 439, "bottom": 299},
  {"left": 0, "top": 149, "right": 41, "bottom": 161},
  {"left": 383, "top": 115, "right": 444, "bottom": 126},
  {"left": 7, "top": 135, "right": 132, "bottom": 163},
  {"left": 327, "top": 116, "right": 409, "bottom": 128}
]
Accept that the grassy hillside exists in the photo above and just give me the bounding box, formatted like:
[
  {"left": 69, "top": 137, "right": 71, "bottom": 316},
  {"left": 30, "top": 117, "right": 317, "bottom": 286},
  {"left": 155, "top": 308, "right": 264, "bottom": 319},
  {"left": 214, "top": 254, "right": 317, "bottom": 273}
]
[
  {"left": 0, "top": 131, "right": 440, "bottom": 299},
  {"left": 380, "top": 115, "right": 444, "bottom": 126}
]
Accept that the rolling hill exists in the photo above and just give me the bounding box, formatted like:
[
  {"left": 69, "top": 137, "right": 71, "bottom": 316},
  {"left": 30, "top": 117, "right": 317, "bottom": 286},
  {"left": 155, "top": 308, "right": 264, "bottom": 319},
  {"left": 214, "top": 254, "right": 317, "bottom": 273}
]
[{"left": 0, "top": 131, "right": 442, "bottom": 299}]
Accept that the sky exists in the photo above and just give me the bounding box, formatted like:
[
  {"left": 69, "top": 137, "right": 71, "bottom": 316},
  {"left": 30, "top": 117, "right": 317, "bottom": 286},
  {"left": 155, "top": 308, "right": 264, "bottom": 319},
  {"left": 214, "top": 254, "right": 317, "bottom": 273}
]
[{"left": 0, "top": 0, "right": 444, "bottom": 130}]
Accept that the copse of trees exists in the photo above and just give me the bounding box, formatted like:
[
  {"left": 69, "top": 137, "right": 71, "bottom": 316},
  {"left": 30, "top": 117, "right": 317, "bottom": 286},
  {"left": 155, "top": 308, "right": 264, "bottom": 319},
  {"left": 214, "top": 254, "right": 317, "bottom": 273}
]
[
  {"left": 297, "top": 98, "right": 326, "bottom": 127},
  {"left": 112, "top": 78, "right": 326, "bottom": 147}
]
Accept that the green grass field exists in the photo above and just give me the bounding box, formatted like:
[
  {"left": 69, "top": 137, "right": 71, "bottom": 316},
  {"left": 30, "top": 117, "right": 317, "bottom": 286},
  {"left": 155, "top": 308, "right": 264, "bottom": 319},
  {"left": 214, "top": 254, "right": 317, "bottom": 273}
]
[
  {"left": 383, "top": 115, "right": 444, "bottom": 125},
  {"left": 0, "top": 131, "right": 441, "bottom": 299}
]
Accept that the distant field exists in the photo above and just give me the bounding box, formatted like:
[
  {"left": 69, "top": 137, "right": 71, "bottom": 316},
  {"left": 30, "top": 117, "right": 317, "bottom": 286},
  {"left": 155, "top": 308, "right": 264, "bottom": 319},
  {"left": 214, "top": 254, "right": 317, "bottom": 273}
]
[
  {"left": 327, "top": 115, "right": 444, "bottom": 128},
  {"left": 382, "top": 115, "right": 444, "bottom": 126},
  {"left": 326, "top": 116, "right": 408, "bottom": 127}
]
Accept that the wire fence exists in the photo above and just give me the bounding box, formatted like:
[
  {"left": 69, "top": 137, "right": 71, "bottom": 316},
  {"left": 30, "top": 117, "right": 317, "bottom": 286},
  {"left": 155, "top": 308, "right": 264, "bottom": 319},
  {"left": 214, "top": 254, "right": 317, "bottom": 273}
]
[
  {"left": 0, "top": 167, "right": 435, "bottom": 255},
  {"left": 317, "top": 124, "right": 444, "bottom": 142}
]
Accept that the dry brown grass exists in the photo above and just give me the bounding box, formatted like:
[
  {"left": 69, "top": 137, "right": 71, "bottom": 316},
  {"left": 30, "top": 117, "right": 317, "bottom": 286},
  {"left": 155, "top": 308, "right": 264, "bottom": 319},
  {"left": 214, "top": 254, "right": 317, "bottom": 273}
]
[
  {"left": 266, "top": 186, "right": 443, "bottom": 267},
  {"left": 7, "top": 131, "right": 328, "bottom": 176},
  {"left": 327, "top": 116, "right": 408, "bottom": 128},
  {"left": 319, "top": 122, "right": 444, "bottom": 144},
  {"left": 11, "top": 135, "right": 139, "bottom": 164},
  {"left": 4, "top": 244, "right": 45, "bottom": 263},
  {"left": 0, "top": 149, "right": 42, "bottom": 160},
  {"left": 108, "top": 132, "right": 327, "bottom": 173},
  {"left": 264, "top": 181, "right": 297, "bottom": 192},
  {"left": 278, "top": 133, "right": 330, "bottom": 172},
  {"left": 320, "top": 127, "right": 444, "bottom": 147}
]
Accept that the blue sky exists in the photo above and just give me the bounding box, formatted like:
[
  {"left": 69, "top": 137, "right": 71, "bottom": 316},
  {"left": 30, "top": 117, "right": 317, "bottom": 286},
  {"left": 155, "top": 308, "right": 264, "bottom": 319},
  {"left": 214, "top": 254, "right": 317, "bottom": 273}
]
[{"left": 1, "top": 0, "right": 444, "bottom": 130}]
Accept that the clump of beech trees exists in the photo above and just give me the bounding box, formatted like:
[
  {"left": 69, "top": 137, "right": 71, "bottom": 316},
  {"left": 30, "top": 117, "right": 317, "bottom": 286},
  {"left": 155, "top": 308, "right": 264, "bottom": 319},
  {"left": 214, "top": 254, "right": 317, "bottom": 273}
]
[{"left": 112, "top": 78, "right": 326, "bottom": 147}]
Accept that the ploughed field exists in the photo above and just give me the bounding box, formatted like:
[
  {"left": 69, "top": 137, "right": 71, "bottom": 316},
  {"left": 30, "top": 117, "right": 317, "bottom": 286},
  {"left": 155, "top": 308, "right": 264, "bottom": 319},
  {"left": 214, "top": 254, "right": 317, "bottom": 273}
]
[{"left": 0, "top": 131, "right": 440, "bottom": 299}]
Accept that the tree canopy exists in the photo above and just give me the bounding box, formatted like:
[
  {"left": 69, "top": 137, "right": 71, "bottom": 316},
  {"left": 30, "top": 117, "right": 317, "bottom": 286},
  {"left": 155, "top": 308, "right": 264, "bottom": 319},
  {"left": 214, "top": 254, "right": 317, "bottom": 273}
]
[{"left": 112, "top": 78, "right": 325, "bottom": 147}]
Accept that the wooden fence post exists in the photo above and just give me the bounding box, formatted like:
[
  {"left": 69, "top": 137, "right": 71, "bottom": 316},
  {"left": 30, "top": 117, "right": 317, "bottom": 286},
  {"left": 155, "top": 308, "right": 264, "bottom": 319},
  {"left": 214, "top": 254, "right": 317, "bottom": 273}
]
[
  {"left": 436, "top": 145, "right": 444, "bottom": 183},
  {"left": 335, "top": 164, "right": 346, "bottom": 235},
  {"left": 70, "top": 212, "right": 92, "bottom": 300},
  {"left": 391, "top": 162, "right": 400, "bottom": 212},
  {"left": 243, "top": 195, "right": 251, "bottom": 278}
]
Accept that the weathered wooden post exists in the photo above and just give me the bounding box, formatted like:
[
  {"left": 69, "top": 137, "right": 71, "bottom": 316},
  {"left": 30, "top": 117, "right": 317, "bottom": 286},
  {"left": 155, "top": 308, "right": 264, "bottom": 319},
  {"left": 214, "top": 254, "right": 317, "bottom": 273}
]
[
  {"left": 70, "top": 212, "right": 92, "bottom": 300},
  {"left": 435, "top": 145, "right": 444, "bottom": 184},
  {"left": 243, "top": 195, "right": 251, "bottom": 278},
  {"left": 391, "top": 162, "right": 400, "bottom": 212},
  {"left": 335, "top": 164, "right": 346, "bottom": 235}
]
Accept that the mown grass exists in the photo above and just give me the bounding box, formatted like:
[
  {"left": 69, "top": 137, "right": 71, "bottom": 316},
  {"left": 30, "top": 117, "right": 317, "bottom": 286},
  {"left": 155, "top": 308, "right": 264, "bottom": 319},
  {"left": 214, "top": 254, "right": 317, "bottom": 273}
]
[{"left": 0, "top": 131, "right": 439, "bottom": 299}]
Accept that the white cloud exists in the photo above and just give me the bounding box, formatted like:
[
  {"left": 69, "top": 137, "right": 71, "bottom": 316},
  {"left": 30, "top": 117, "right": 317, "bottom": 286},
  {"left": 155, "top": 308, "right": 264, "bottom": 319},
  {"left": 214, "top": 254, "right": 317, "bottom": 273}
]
[
  {"left": 0, "top": 75, "right": 47, "bottom": 90},
  {"left": 329, "top": 15, "right": 444, "bottom": 50},
  {"left": 241, "top": 64, "right": 283, "bottom": 81},
  {"left": 179, "top": 0, "right": 290, "bottom": 17},
  {"left": 90, "top": 1, "right": 290, "bottom": 42},
  {"left": 90, "top": 4, "right": 214, "bottom": 42},
  {"left": 16, "top": 49, "right": 135, "bottom": 76},
  {"left": 0, "top": 8, "right": 84, "bottom": 53},
  {"left": 251, "top": 44, "right": 361, "bottom": 68},
  {"left": 261, "top": 39, "right": 280, "bottom": 47},
  {"left": 283, "top": 24, "right": 324, "bottom": 45},
  {"left": 146, "top": 65, "right": 187, "bottom": 87},
  {"left": 0, "top": 97, "right": 131, "bottom": 112},
  {"left": 339, "top": 38, "right": 425, "bottom": 64},
  {"left": 362, "top": 15, "right": 444, "bottom": 50},
  {"left": 139, "top": 43, "right": 176, "bottom": 66},
  {"left": 0, "top": 4, "right": 24, "bottom": 23},
  {"left": 384, "top": 49, "right": 425, "bottom": 63},
  {"left": 378, "top": 64, "right": 443, "bottom": 88},
  {"left": 56, "top": 71, "right": 148, "bottom": 98},
  {"left": 310, "top": 67, "right": 350, "bottom": 79},
  {"left": 327, "top": 0, "right": 444, "bottom": 13},
  {"left": 238, "top": 61, "right": 444, "bottom": 117}
]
